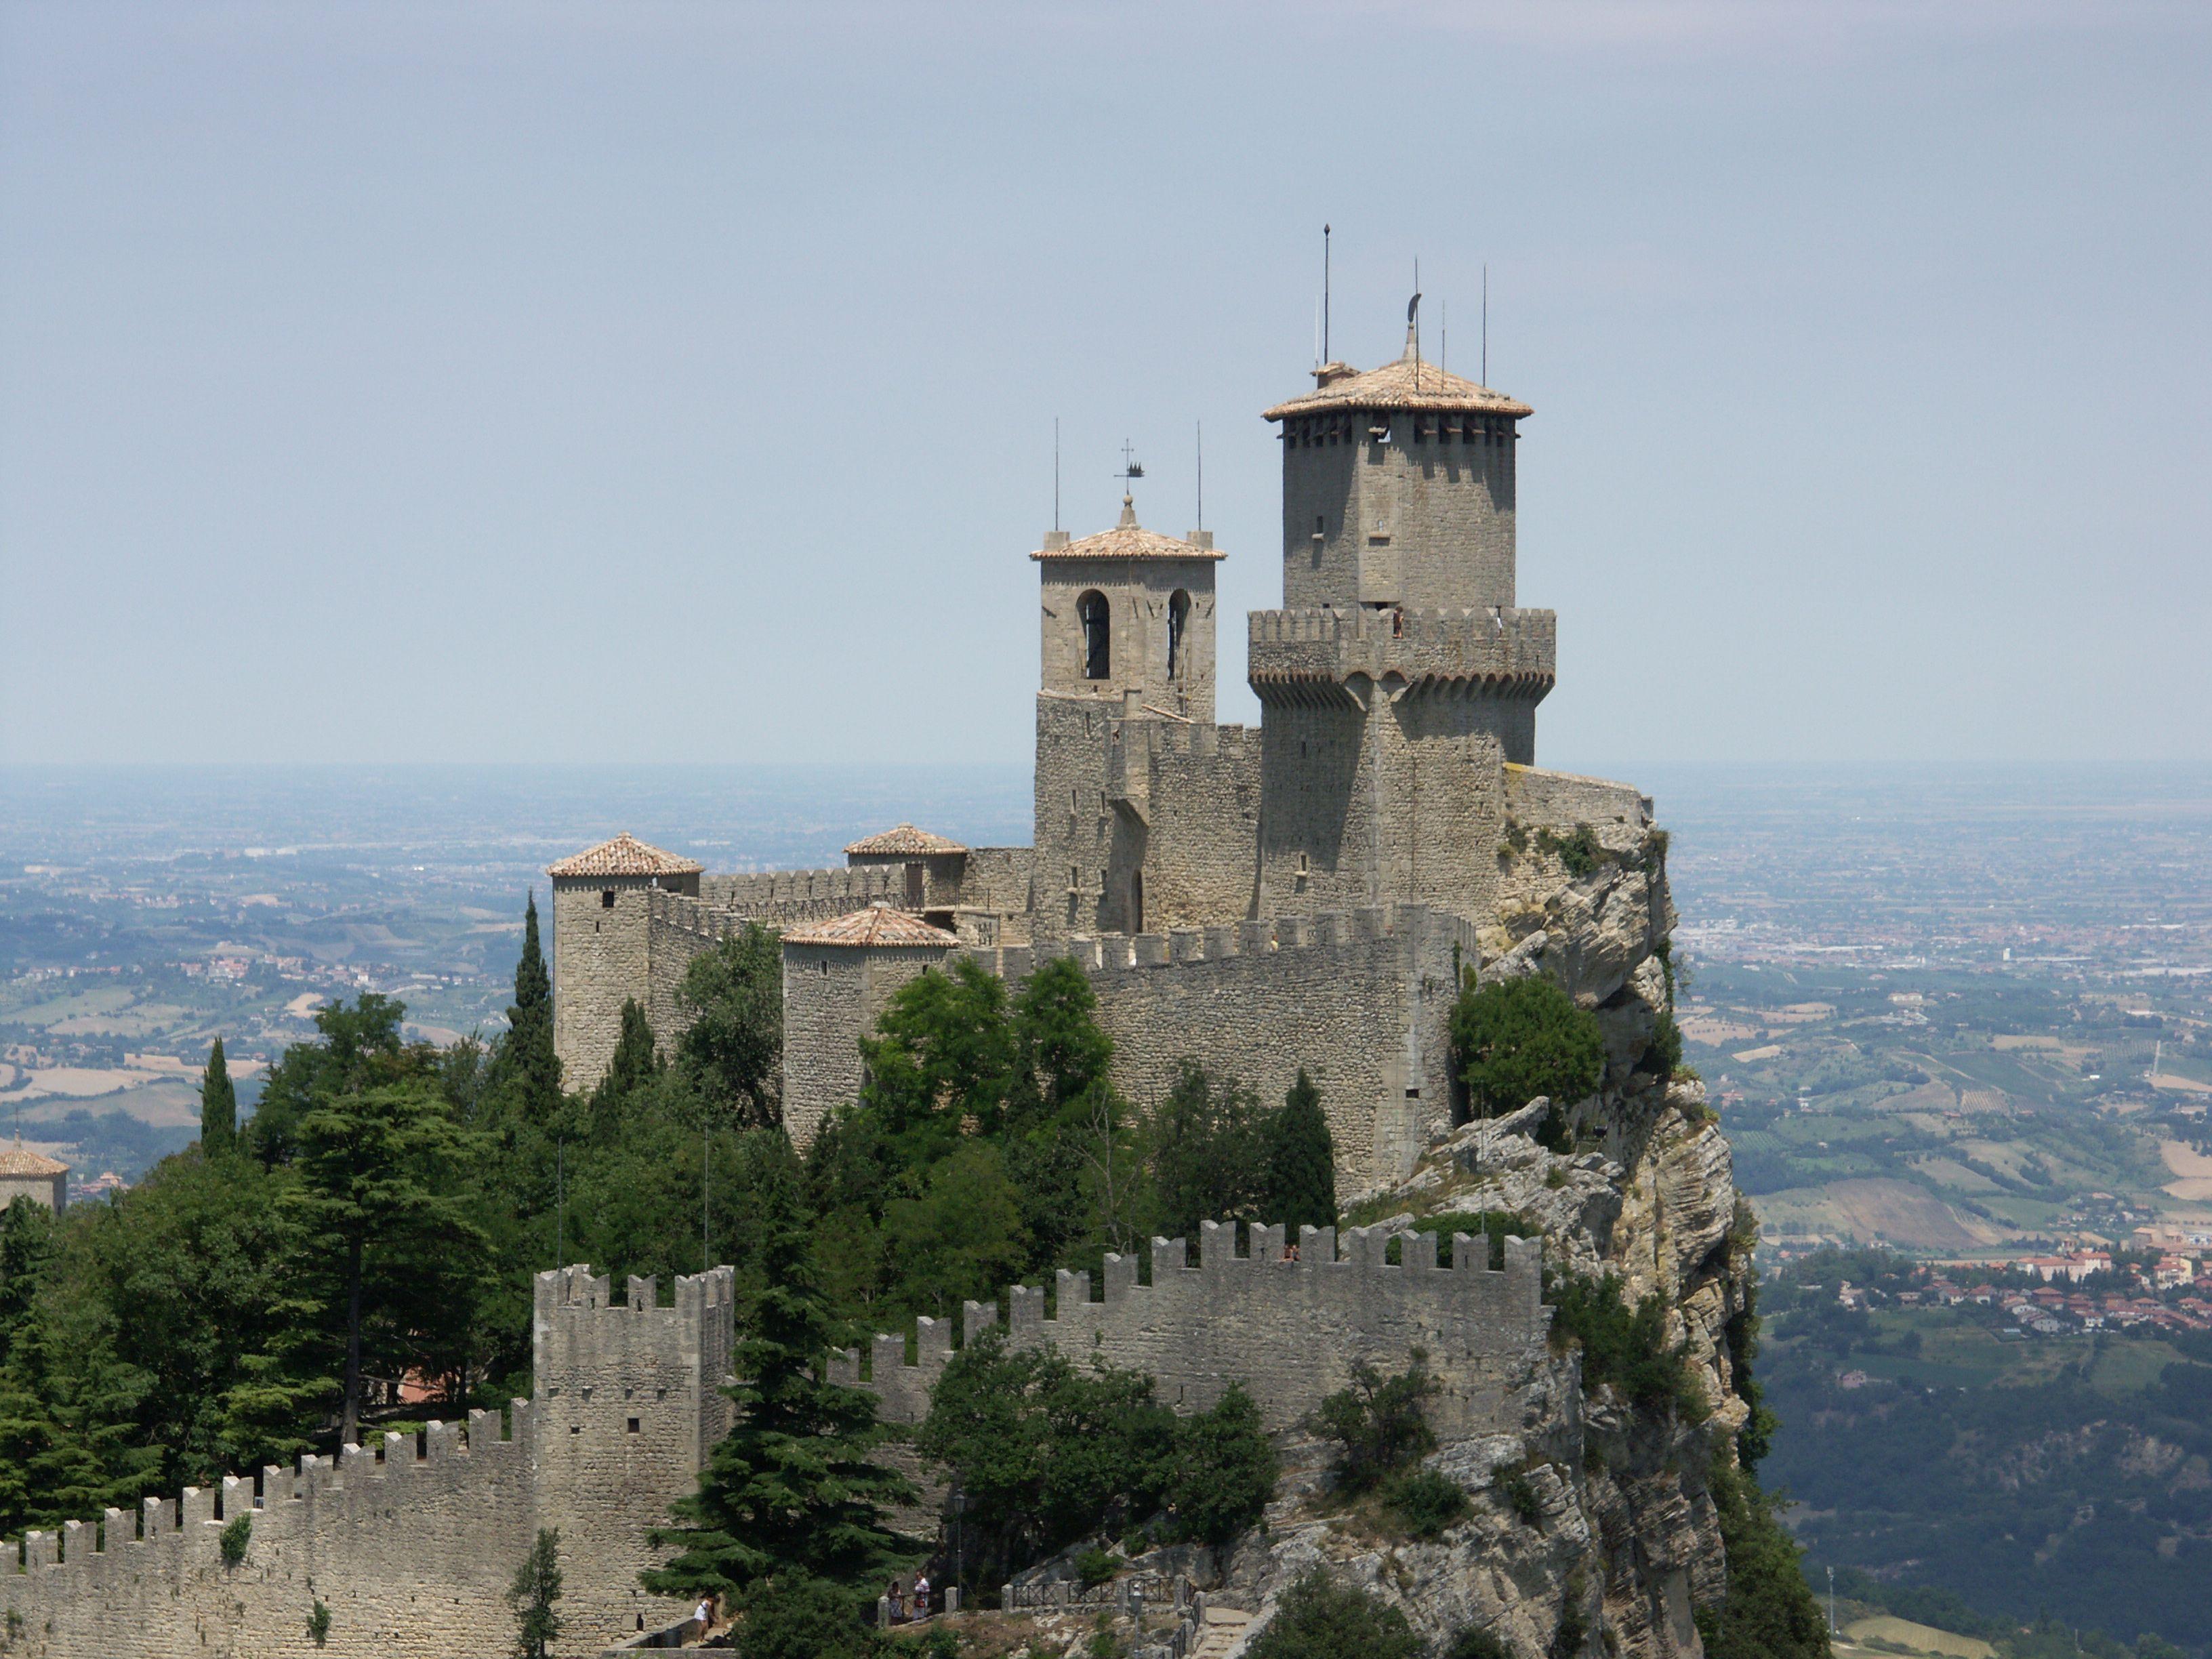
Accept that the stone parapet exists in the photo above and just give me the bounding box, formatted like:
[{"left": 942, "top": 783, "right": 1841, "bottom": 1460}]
[{"left": 1247, "top": 605, "right": 1555, "bottom": 702}]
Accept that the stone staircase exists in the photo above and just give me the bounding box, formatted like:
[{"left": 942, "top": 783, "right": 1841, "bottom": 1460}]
[{"left": 1187, "top": 1603, "right": 1257, "bottom": 1658}]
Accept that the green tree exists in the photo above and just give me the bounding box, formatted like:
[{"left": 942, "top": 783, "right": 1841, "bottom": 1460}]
[
  {"left": 678, "top": 926, "right": 785, "bottom": 1128},
  {"left": 916, "top": 1327, "right": 1176, "bottom": 1587},
  {"left": 1694, "top": 1458, "right": 1829, "bottom": 1659},
  {"left": 199, "top": 1037, "right": 238, "bottom": 1153},
  {"left": 733, "top": 1572, "right": 878, "bottom": 1659},
  {"left": 1006, "top": 957, "right": 1114, "bottom": 1128},
  {"left": 1450, "top": 976, "right": 1605, "bottom": 1143},
  {"left": 497, "top": 893, "right": 562, "bottom": 1124},
  {"left": 1168, "top": 1383, "right": 1279, "bottom": 1546},
  {"left": 0, "top": 1195, "right": 57, "bottom": 1369},
  {"left": 857, "top": 958, "right": 1014, "bottom": 1149},
  {"left": 1147, "top": 1063, "right": 1263, "bottom": 1239},
  {"left": 644, "top": 1155, "right": 915, "bottom": 1603},
  {"left": 1246, "top": 1570, "right": 1421, "bottom": 1659},
  {"left": 246, "top": 994, "right": 415, "bottom": 1166},
  {"left": 287, "top": 1079, "right": 487, "bottom": 1446},
  {"left": 1313, "top": 1353, "right": 1438, "bottom": 1495},
  {"left": 590, "top": 998, "right": 663, "bottom": 1123},
  {"left": 879, "top": 1141, "right": 1029, "bottom": 1318},
  {"left": 1259, "top": 1070, "right": 1335, "bottom": 1232},
  {"left": 506, "top": 1526, "right": 564, "bottom": 1659}
]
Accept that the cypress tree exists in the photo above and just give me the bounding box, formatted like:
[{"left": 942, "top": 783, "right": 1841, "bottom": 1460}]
[
  {"left": 504, "top": 892, "right": 562, "bottom": 1117},
  {"left": 1261, "top": 1069, "right": 1336, "bottom": 1233},
  {"left": 200, "top": 1037, "right": 238, "bottom": 1153}
]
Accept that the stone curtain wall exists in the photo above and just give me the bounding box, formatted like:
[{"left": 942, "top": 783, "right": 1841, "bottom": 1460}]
[
  {"left": 0, "top": 1268, "right": 735, "bottom": 1659},
  {"left": 955, "top": 903, "right": 1477, "bottom": 1191},
  {"left": 836, "top": 1222, "right": 1550, "bottom": 1438}
]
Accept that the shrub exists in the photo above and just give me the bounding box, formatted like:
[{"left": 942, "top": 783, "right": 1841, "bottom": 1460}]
[
  {"left": 1547, "top": 1272, "right": 1704, "bottom": 1420},
  {"left": 1247, "top": 1570, "right": 1421, "bottom": 1659},
  {"left": 1639, "top": 1011, "right": 1683, "bottom": 1078},
  {"left": 1443, "top": 1629, "right": 1513, "bottom": 1659},
  {"left": 1535, "top": 823, "right": 1605, "bottom": 880},
  {"left": 1692, "top": 1458, "right": 1827, "bottom": 1659},
  {"left": 1313, "top": 1353, "right": 1438, "bottom": 1494},
  {"left": 737, "top": 1574, "right": 880, "bottom": 1659},
  {"left": 1450, "top": 978, "right": 1606, "bottom": 1128},
  {"left": 219, "top": 1514, "right": 251, "bottom": 1569},
  {"left": 1381, "top": 1468, "right": 1468, "bottom": 1540},
  {"left": 1169, "top": 1383, "right": 1279, "bottom": 1546},
  {"left": 1495, "top": 1467, "right": 1544, "bottom": 1527},
  {"left": 307, "top": 1600, "right": 331, "bottom": 1647},
  {"left": 1075, "top": 1546, "right": 1118, "bottom": 1589}
]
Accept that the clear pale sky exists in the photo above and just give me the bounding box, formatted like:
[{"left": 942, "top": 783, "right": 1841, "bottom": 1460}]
[{"left": 2, "top": 2, "right": 2205, "bottom": 769}]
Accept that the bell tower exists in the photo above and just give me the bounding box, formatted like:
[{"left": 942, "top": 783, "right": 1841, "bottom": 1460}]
[{"left": 1033, "top": 493, "right": 1223, "bottom": 722}]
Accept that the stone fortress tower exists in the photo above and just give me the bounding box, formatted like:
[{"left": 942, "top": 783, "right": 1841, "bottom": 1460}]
[{"left": 551, "top": 316, "right": 1660, "bottom": 1193}]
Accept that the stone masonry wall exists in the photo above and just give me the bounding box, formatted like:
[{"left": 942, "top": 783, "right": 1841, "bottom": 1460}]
[
  {"left": 1279, "top": 415, "right": 1517, "bottom": 612},
  {"left": 835, "top": 1222, "right": 1549, "bottom": 1439},
  {"left": 781, "top": 942, "right": 954, "bottom": 1147},
  {"left": 955, "top": 904, "right": 1478, "bottom": 1192},
  {"left": 0, "top": 1269, "right": 735, "bottom": 1659},
  {"left": 552, "top": 876, "right": 661, "bottom": 1093}
]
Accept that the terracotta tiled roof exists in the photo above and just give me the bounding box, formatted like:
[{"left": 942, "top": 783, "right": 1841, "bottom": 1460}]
[
  {"left": 1263, "top": 340, "right": 1532, "bottom": 422},
  {"left": 1031, "top": 497, "right": 1225, "bottom": 562},
  {"left": 0, "top": 1147, "right": 68, "bottom": 1177},
  {"left": 844, "top": 825, "right": 970, "bottom": 857},
  {"left": 546, "top": 833, "right": 704, "bottom": 879},
  {"left": 782, "top": 905, "right": 960, "bottom": 949}
]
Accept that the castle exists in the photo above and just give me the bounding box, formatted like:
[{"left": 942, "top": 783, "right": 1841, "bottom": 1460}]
[
  {"left": 1, "top": 323, "right": 1684, "bottom": 1659},
  {"left": 550, "top": 323, "right": 1658, "bottom": 1191}
]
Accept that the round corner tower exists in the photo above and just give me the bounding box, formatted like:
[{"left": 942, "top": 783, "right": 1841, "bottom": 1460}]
[{"left": 1250, "top": 329, "right": 1555, "bottom": 922}]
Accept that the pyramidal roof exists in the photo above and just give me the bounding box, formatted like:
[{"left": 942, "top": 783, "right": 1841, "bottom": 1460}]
[
  {"left": 1263, "top": 331, "right": 1532, "bottom": 422},
  {"left": 0, "top": 1147, "right": 68, "bottom": 1178},
  {"left": 547, "top": 833, "right": 703, "bottom": 879},
  {"left": 783, "top": 903, "right": 960, "bottom": 949},
  {"left": 1031, "top": 496, "right": 1225, "bottom": 562},
  {"left": 844, "top": 824, "right": 969, "bottom": 857}
]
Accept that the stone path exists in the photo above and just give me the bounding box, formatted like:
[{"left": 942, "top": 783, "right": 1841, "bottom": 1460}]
[{"left": 1189, "top": 1603, "right": 1256, "bottom": 1659}]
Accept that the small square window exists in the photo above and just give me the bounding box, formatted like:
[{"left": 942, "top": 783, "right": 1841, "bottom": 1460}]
[
  {"left": 626, "top": 1418, "right": 641, "bottom": 1435},
  {"left": 601, "top": 889, "right": 616, "bottom": 909}
]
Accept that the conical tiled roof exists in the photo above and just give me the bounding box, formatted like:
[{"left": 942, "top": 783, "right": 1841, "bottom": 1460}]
[
  {"left": 0, "top": 1147, "right": 68, "bottom": 1177},
  {"left": 546, "top": 833, "right": 704, "bottom": 879},
  {"left": 782, "top": 904, "right": 960, "bottom": 949},
  {"left": 844, "top": 824, "right": 969, "bottom": 857},
  {"left": 1263, "top": 337, "right": 1532, "bottom": 422}
]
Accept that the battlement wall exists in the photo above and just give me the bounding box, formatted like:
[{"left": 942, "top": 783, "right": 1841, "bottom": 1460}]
[
  {"left": 834, "top": 1222, "right": 1549, "bottom": 1437},
  {"left": 699, "top": 865, "right": 902, "bottom": 914},
  {"left": 0, "top": 1269, "right": 737, "bottom": 1659},
  {"left": 1247, "top": 605, "right": 1555, "bottom": 697}
]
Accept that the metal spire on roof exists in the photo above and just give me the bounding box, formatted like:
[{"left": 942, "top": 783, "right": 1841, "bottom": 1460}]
[{"left": 1115, "top": 440, "right": 1144, "bottom": 526}]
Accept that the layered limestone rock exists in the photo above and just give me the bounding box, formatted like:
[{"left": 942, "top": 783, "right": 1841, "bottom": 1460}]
[{"left": 1204, "top": 837, "right": 1755, "bottom": 1659}]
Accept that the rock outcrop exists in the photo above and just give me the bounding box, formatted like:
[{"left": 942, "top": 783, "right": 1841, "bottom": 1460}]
[{"left": 1204, "top": 838, "right": 1755, "bottom": 1659}]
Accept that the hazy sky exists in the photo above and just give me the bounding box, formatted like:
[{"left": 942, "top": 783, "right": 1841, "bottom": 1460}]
[{"left": 3, "top": 1, "right": 2205, "bottom": 770}]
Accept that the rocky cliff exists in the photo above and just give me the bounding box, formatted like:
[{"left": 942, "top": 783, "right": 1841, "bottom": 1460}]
[{"left": 1209, "top": 830, "right": 1770, "bottom": 1659}]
